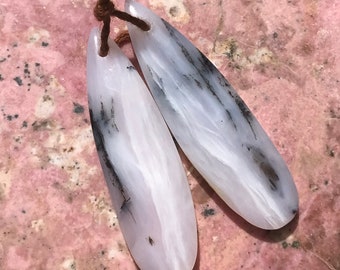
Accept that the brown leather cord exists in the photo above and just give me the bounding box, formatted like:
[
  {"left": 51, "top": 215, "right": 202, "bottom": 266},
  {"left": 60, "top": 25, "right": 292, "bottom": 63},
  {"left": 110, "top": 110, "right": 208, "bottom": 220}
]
[
  {"left": 114, "top": 30, "right": 131, "bottom": 47},
  {"left": 94, "top": 0, "right": 150, "bottom": 56}
]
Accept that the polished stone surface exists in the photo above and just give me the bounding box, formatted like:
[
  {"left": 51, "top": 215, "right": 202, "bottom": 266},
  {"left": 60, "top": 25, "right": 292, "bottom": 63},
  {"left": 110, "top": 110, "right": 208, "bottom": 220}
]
[
  {"left": 127, "top": 0, "right": 298, "bottom": 230},
  {"left": 87, "top": 28, "right": 197, "bottom": 270}
]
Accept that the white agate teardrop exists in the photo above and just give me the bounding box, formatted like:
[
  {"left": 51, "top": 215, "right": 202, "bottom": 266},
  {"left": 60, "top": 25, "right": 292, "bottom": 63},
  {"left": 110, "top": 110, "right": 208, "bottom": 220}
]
[
  {"left": 87, "top": 28, "right": 197, "bottom": 270},
  {"left": 125, "top": 0, "right": 299, "bottom": 230}
]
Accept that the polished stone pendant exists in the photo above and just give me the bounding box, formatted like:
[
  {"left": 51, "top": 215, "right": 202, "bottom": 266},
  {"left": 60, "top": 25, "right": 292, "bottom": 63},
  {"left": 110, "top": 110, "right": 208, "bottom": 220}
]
[
  {"left": 126, "top": 0, "right": 298, "bottom": 230},
  {"left": 87, "top": 28, "right": 197, "bottom": 270}
]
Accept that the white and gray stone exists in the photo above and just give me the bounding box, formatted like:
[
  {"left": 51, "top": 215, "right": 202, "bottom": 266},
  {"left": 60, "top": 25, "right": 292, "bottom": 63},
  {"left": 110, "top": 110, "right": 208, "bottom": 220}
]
[
  {"left": 87, "top": 28, "right": 197, "bottom": 270},
  {"left": 126, "top": 0, "right": 299, "bottom": 230}
]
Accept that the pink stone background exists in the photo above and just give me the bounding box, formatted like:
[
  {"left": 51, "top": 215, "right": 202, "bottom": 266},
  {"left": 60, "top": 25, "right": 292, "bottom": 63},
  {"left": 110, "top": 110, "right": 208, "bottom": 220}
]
[{"left": 0, "top": 0, "right": 339, "bottom": 269}]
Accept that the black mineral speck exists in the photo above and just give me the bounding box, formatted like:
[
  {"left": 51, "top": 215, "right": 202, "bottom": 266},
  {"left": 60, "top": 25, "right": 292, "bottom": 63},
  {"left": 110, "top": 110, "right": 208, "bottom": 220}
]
[
  {"left": 291, "top": 241, "right": 300, "bottom": 249},
  {"left": 73, "top": 102, "right": 84, "bottom": 114},
  {"left": 169, "top": 6, "right": 179, "bottom": 17},
  {"left": 0, "top": 74, "right": 3, "bottom": 81},
  {"left": 14, "top": 76, "right": 23, "bottom": 86},
  {"left": 202, "top": 207, "right": 215, "bottom": 217},
  {"left": 24, "top": 66, "right": 30, "bottom": 76},
  {"left": 6, "top": 114, "right": 18, "bottom": 121},
  {"left": 328, "top": 149, "right": 335, "bottom": 157},
  {"left": 41, "top": 41, "right": 49, "bottom": 47},
  {"left": 32, "top": 120, "right": 50, "bottom": 131},
  {"left": 22, "top": 121, "right": 28, "bottom": 128},
  {"left": 148, "top": 236, "right": 154, "bottom": 246}
]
